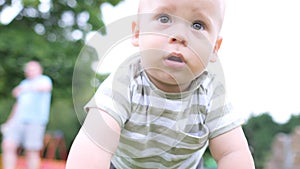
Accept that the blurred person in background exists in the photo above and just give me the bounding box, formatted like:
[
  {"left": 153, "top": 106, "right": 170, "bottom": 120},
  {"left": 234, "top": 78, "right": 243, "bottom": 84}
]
[{"left": 1, "top": 61, "right": 52, "bottom": 169}]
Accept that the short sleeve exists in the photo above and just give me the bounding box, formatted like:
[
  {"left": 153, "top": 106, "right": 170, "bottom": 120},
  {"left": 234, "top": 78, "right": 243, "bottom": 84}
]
[
  {"left": 204, "top": 77, "right": 245, "bottom": 139},
  {"left": 84, "top": 65, "right": 132, "bottom": 128}
]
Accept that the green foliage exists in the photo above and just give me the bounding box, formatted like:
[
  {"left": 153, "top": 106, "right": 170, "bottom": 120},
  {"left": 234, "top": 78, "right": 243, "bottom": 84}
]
[
  {"left": 0, "top": 24, "right": 81, "bottom": 98},
  {"left": 47, "top": 98, "right": 81, "bottom": 151},
  {"left": 203, "top": 150, "right": 217, "bottom": 169},
  {"left": 72, "top": 45, "right": 100, "bottom": 123},
  {"left": 280, "top": 114, "right": 300, "bottom": 133},
  {"left": 243, "top": 113, "right": 300, "bottom": 169},
  {"left": 0, "top": 0, "right": 124, "bottom": 40},
  {"left": 23, "top": 0, "right": 39, "bottom": 7},
  {"left": 0, "top": 99, "right": 15, "bottom": 152},
  {"left": 243, "top": 113, "right": 279, "bottom": 169},
  {"left": 0, "top": 0, "right": 122, "bottom": 158},
  {"left": 0, "top": 99, "right": 15, "bottom": 124}
]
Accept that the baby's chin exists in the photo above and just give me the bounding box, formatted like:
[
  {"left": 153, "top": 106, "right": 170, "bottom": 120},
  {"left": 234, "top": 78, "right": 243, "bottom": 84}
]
[{"left": 147, "top": 71, "right": 198, "bottom": 92}]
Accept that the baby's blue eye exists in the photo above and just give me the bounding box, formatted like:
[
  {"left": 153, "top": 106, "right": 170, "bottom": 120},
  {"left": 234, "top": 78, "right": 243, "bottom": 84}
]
[
  {"left": 158, "top": 15, "right": 171, "bottom": 23},
  {"left": 192, "top": 22, "right": 204, "bottom": 30}
]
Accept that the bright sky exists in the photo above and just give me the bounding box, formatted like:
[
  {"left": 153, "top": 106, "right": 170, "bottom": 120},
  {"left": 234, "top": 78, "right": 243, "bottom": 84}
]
[
  {"left": 0, "top": 0, "right": 22, "bottom": 24},
  {"left": 93, "top": 0, "right": 300, "bottom": 124}
]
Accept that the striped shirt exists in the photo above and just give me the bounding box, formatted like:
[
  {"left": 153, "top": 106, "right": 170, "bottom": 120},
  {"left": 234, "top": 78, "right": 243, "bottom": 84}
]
[{"left": 85, "top": 54, "right": 244, "bottom": 169}]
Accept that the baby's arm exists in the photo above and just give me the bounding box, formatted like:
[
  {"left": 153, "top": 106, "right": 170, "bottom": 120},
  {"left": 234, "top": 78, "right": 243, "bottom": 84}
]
[
  {"left": 209, "top": 126, "right": 255, "bottom": 169},
  {"left": 66, "top": 108, "right": 121, "bottom": 169}
]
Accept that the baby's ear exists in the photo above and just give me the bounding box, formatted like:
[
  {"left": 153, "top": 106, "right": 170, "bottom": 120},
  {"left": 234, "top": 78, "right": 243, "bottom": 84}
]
[
  {"left": 210, "top": 36, "right": 223, "bottom": 62},
  {"left": 131, "top": 21, "right": 140, "bottom": 47}
]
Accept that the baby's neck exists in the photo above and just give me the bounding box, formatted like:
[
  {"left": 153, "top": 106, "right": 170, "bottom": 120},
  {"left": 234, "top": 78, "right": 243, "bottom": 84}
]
[{"left": 147, "top": 75, "right": 190, "bottom": 93}]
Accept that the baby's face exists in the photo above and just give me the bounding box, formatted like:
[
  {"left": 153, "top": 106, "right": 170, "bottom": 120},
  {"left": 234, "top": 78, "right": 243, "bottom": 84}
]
[{"left": 132, "top": 0, "right": 224, "bottom": 91}]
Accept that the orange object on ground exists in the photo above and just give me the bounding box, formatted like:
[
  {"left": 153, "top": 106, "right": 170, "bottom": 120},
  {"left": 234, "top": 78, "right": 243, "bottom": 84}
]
[{"left": 16, "top": 157, "right": 66, "bottom": 169}]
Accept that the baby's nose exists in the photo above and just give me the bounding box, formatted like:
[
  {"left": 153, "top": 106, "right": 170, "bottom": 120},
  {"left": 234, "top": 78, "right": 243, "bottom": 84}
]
[{"left": 169, "top": 34, "right": 187, "bottom": 47}]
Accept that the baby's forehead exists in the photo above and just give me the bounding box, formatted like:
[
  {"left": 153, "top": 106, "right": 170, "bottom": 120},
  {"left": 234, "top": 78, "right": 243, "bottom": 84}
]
[
  {"left": 138, "top": 0, "right": 225, "bottom": 19},
  {"left": 137, "top": 0, "right": 225, "bottom": 29},
  {"left": 138, "top": 0, "right": 225, "bottom": 11}
]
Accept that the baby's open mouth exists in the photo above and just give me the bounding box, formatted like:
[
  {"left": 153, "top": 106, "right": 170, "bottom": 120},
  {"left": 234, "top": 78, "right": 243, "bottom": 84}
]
[{"left": 167, "top": 56, "right": 183, "bottom": 63}]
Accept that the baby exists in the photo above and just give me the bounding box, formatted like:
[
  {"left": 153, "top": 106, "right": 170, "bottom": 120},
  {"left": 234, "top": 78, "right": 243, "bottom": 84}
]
[{"left": 66, "top": 0, "right": 255, "bottom": 168}]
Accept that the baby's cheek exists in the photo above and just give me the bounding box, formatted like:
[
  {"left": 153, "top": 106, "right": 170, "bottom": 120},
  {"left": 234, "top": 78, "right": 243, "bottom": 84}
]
[
  {"left": 139, "top": 35, "right": 163, "bottom": 50},
  {"left": 189, "top": 52, "right": 209, "bottom": 75}
]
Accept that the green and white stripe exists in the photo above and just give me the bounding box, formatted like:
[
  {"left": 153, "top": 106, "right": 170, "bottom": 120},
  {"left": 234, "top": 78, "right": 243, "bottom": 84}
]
[{"left": 86, "top": 55, "right": 244, "bottom": 169}]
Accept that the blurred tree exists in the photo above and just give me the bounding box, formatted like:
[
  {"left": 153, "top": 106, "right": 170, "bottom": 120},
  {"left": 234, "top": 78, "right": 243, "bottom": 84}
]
[
  {"left": 243, "top": 113, "right": 280, "bottom": 169},
  {"left": 0, "top": 0, "right": 122, "bottom": 157},
  {"left": 0, "top": 0, "right": 123, "bottom": 96},
  {"left": 0, "top": 25, "right": 80, "bottom": 98},
  {"left": 280, "top": 114, "right": 300, "bottom": 133},
  {"left": 0, "top": 0, "right": 121, "bottom": 40}
]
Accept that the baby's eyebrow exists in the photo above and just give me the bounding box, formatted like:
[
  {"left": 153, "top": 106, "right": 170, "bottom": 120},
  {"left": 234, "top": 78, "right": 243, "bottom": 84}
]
[
  {"left": 192, "top": 11, "right": 213, "bottom": 28},
  {"left": 149, "top": 5, "right": 175, "bottom": 14}
]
